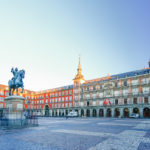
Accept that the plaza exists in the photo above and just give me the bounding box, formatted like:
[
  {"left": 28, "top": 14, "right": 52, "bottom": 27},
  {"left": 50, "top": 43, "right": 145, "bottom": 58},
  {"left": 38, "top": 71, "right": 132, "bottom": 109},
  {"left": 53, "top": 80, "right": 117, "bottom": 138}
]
[{"left": 1, "top": 117, "right": 150, "bottom": 150}]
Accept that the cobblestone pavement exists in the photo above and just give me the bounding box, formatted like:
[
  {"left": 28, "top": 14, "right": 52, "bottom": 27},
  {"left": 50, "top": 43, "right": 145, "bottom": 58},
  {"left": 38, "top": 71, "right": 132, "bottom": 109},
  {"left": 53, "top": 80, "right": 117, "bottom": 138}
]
[{"left": 0, "top": 117, "right": 150, "bottom": 150}]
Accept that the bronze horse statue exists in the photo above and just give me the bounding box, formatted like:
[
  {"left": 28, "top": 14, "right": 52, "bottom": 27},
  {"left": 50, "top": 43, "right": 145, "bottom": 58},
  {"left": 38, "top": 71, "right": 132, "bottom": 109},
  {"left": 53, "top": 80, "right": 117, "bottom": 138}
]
[{"left": 8, "top": 68, "right": 25, "bottom": 96}]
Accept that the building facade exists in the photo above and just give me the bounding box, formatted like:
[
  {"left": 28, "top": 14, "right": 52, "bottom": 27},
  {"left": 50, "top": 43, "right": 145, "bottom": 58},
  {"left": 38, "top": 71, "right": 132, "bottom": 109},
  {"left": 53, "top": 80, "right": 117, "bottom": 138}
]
[{"left": 0, "top": 60, "right": 150, "bottom": 118}]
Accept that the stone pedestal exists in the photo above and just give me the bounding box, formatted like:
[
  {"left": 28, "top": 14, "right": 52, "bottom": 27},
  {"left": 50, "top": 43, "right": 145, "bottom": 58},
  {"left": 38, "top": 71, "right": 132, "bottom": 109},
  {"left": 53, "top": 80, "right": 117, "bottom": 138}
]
[{"left": 5, "top": 96, "right": 25, "bottom": 120}]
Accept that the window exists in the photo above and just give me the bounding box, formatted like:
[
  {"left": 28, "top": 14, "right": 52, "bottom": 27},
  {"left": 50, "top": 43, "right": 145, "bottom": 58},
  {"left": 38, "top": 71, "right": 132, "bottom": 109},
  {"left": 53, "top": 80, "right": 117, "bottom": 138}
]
[
  {"left": 115, "top": 82, "right": 118, "bottom": 88},
  {"left": 142, "top": 78, "right": 149, "bottom": 84},
  {"left": 69, "top": 90, "right": 72, "bottom": 95},
  {"left": 69, "top": 96, "right": 72, "bottom": 101},
  {"left": 87, "top": 101, "right": 89, "bottom": 106},
  {"left": 66, "top": 97, "right": 68, "bottom": 101},
  {"left": 93, "top": 86, "right": 96, "bottom": 91},
  {"left": 144, "top": 97, "right": 148, "bottom": 104},
  {"left": 62, "top": 91, "right": 64, "bottom": 96},
  {"left": 55, "top": 93, "right": 58, "bottom": 97},
  {"left": 142, "top": 87, "right": 149, "bottom": 93},
  {"left": 66, "top": 91, "right": 68, "bottom": 95},
  {"left": 81, "top": 88, "right": 84, "bottom": 92},
  {"left": 114, "top": 91, "right": 119, "bottom": 96},
  {"left": 123, "top": 81, "right": 127, "bottom": 86},
  {"left": 100, "top": 85, "right": 103, "bottom": 89},
  {"left": 59, "top": 92, "right": 61, "bottom": 96},
  {"left": 69, "top": 103, "right": 72, "bottom": 107},
  {"left": 59, "top": 97, "right": 61, "bottom": 102},
  {"left": 62, "top": 97, "right": 64, "bottom": 102},
  {"left": 124, "top": 99, "right": 127, "bottom": 104},
  {"left": 115, "top": 99, "right": 118, "bottom": 105},
  {"left": 133, "top": 98, "right": 137, "bottom": 104}
]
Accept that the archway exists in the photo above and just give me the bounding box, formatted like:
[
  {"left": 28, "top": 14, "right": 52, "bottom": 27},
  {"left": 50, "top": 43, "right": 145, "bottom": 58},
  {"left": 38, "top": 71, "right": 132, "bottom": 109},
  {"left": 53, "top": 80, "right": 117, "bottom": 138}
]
[
  {"left": 107, "top": 108, "right": 111, "bottom": 117},
  {"left": 115, "top": 108, "right": 120, "bottom": 117},
  {"left": 75, "top": 109, "right": 78, "bottom": 116},
  {"left": 86, "top": 109, "right": 90, "bottom": 117},
  {"left": 99, "top": 109, "right": 104, "bottom": 117},
  {"left": 65, "top": 110, "right": 68, "bottom": 116},
  {"left": 45, "top": 105, "right": 49, "bottom": 117},
  {"left": 93, "top": 109, "right": 97, "bottom": 117},
  {"left": 143, "top": 108, "right": 150, "bottom": 117},
  {"left": 133, "top": 107, "right": 139, "bottom": 114},
  {"left": 55, "top": 111, "right": 57, "bottom": 116},
  {"left": 124, "top": 108, "right": 129, "bottom": 117},
  {"left": 81, "top": 109, "right": 84, "bottom": 117}
]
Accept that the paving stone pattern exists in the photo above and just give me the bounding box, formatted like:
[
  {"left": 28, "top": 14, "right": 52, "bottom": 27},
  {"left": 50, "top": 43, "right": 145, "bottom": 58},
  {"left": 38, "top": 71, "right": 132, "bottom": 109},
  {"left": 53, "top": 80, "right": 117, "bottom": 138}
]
[{"left": 0, "top": 117, "right": 150, "bottom": 150}]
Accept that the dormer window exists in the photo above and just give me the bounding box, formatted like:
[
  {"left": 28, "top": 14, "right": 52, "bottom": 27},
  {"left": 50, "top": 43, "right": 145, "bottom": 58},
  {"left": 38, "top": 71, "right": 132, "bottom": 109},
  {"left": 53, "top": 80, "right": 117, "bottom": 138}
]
[{"left": 123, "top": 81, "right": 127, "bottom": 86}]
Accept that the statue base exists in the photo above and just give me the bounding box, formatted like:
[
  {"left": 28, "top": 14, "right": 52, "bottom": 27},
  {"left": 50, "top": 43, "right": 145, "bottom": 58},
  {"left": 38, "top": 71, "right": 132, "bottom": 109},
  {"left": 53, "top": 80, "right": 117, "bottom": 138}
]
[
  {"left": 1, "top": 96, "right": 38, "bottom": 128},
  {"left": 5, "top": 96, "right": 25, "bottom": 120}
]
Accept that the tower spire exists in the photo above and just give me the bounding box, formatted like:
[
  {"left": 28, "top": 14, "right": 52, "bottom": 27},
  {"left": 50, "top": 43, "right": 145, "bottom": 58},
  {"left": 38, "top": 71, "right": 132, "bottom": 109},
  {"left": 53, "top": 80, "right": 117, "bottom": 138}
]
[
  {"left": 77, "top": 56, "right": 82, "bottom": 75},
  {"left": 73, "top": 56, "right": 85, "bottom": 83}
]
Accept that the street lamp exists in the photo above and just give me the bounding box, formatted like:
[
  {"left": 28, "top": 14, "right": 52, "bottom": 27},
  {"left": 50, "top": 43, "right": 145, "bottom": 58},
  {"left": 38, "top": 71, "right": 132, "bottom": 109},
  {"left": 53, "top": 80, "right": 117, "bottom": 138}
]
[{"left": 28, "top": 100, "right": 31, "bottom": 116}]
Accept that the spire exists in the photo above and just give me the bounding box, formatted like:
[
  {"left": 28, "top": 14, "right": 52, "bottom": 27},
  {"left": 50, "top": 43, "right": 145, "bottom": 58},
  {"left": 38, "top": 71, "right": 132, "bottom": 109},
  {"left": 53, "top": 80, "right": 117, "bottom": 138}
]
[
  {"left": 77, "top": 56, "right": 82, "bottom": 75},
  {"left": 73, "top": 56, "right": 84, "bottom": 82}
]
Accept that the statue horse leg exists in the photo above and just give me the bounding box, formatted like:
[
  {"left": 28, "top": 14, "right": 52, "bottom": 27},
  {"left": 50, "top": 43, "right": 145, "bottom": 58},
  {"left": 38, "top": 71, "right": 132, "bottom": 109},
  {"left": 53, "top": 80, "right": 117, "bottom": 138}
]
[
  {"left": 16, "top": 88, "right": 18, "bottom": 96},
  {"left": 9, "top": 87, "right": 11, "bottom": 96},
  {"left": 12, "top": 88, "right": 15, "bottom": 95},
  {"left": 21, "top": 85, "right": 24, "bottom": 93}
]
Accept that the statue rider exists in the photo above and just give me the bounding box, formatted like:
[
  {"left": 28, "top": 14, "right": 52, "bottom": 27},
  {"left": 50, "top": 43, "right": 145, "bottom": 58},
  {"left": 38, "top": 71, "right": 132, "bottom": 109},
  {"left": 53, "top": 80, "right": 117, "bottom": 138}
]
[{"left": 11, "top": 67, "right": 19, "bottom": 85}]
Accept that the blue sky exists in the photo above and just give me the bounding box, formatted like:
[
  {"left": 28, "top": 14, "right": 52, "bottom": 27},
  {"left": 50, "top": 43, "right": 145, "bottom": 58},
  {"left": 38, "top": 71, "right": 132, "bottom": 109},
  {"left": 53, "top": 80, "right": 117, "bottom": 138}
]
[{"left": 0, "top": 0, "right": 150, "bottom": 91}]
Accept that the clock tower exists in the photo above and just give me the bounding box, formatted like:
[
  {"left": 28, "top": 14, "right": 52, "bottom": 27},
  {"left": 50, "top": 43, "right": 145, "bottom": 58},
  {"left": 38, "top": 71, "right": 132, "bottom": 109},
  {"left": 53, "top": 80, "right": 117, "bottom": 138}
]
[{"left": 73, "top": 57, "right": 85, "bottom": 107}]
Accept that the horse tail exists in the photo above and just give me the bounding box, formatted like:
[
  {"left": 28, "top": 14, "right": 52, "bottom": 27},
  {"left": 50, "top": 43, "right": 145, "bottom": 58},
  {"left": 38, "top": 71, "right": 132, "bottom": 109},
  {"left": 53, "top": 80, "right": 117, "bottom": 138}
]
[{"left": 8, "top": 80, "right": 12, "bottom": 87}]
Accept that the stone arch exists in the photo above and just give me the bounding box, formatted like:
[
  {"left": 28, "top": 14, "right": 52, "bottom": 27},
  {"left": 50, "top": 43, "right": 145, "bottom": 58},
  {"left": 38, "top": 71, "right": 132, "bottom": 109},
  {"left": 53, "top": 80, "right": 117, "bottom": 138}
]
[
  {"left": 45, "top": 105, "right": 49, "bottom": 117},
  {"left": 93, "top": 109, "right": 97, "bottom": 117},
  {"left": 99, "top": 109, "right": 104, "bottom": 117},
  {"left": 115, "top": 108, "right": 120, "bottom": 117},
  {"left": 143, "top": 107, "right": 150, "bottom": 118},
  {"left": 107, "top": 108, "right": 111, "bottom": 117},
  {"left": 65, "top": 110, "right": 68, "bottom": 116},
  {"left": 133, "top": 107, "right": 139, "bottom": 114},
  {"left": 75, "top": 109, "right": 79, "bottom": 116},
  {"left": 55, "top": 110, "right": 58, "bottom": 116},
  {"left": 81, "top": 109, "right": 84, "bottom": 117},
  {"left": 62, "top": 110, "right": 64, "bottom": 116},
  {"left": 124, "top": 108, "right": 129, "bottom": 117},
  {"left": 86, "top": 109, "right": 90, "bottom": 117}
]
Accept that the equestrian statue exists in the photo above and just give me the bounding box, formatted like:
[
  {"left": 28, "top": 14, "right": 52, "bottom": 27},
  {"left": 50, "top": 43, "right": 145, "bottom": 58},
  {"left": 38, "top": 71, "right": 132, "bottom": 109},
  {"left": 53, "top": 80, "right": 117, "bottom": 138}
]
[{"left": 8, "top": 67, "right": 25, "bottom": 96}]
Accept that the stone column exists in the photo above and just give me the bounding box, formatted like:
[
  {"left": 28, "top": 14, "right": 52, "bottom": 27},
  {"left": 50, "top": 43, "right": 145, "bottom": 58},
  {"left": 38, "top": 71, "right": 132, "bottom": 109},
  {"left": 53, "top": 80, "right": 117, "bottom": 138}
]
[
  {"left": 139, "top": 108, "right": 143, "bottom": 118},
  {"left": 84, "top": 109, "right": 86, "bottom": 116},
  {"left": 103, "top": 108, "right": 106, "bottom": 117},
  {"left": 96, "top": 109, "right": 99, "bottom": 117},
  {"left": 90, "top": 109, "right": 92, "bottom": 117},
  {"left": 111, "top": 108, "right": 115, "bottom": 117},
  {"left": 148, "top": 96, "right": 150, "bottom": 104},
  {"left": 129, "top": 108, "right": 132, "bottom": 117},
  {"left": 57, "top": 109, "right": 59, "bottom": 117},
  {"left": 50, "top": 110, "right": 52, "bottom": 117},
  {"left": 78, "top": 109, "right": 81, "bottom": 117},
  {"left": 64, "top": 109, "right": 66, "bottom": 116},
  {"left": 120, "top": 108, "right": 123, "bottom": 118}
]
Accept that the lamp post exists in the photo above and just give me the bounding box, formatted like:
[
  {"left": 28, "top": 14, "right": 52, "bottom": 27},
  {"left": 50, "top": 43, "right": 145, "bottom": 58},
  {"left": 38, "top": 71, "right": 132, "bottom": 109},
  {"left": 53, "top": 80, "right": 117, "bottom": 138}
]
[{"left": 28, "top": 100, "right": 31, "bottom": 116}]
